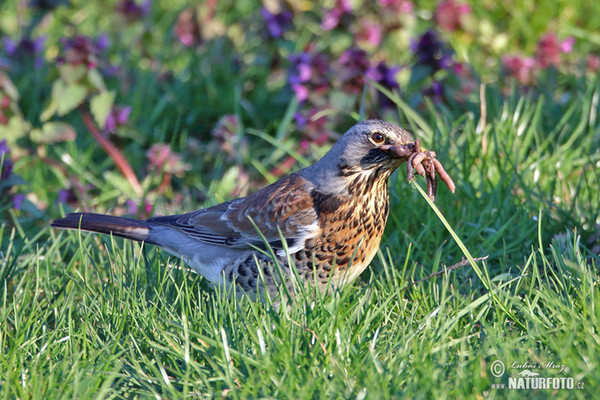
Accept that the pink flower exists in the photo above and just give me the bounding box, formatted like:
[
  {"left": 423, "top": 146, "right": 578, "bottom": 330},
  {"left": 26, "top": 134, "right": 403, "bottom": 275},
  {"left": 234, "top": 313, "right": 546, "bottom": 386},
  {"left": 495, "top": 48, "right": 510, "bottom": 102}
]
[
  {"left": 337, "top": 47, "right": 370, "bottom": 95},
  {"left": 356, "top": 20, "right": 382, "bottom": 47},
  {"left": 292, "top": 84, "right": 309, "bottom": 102},
  {"left": 560, "top": 37, "right": 575, "bottom": 54},
  {"left": 146, "top": 144, "right": 190, "bottom": 175},
  {"left": 294, "top": 108, "right": 332, "bottom": 146},
  {"left": 57, "top": 35, "right": 106, "bottom": 69},
  {"left": 321, "top": 0, "right": 353, "bottom": 31},
  {"left": 212, "top": 114, "right": 246, "bottom": 158},
  {"left": 126, "top": 199, "right": 152, "bottom": 216},
  {"left": 586, "top": 54, "right": 600, "bottom": 74},
  {"left": 174, "top": 8, "right": 201, "bottom": 47},
  {"left": 379, "top": 0, "right": 413, "bottom": 13},
  {"left": 288, "top": 49, "right": 330, "bottom": 103},
  {"left": 435, "top": 0, "right": 471, "bottom": 32},
  {"left": 536, "top": 33, "right": 574, "bottom": 68},
  {"left": 502, "top": 55, "right": 537, "bottom": 85}
]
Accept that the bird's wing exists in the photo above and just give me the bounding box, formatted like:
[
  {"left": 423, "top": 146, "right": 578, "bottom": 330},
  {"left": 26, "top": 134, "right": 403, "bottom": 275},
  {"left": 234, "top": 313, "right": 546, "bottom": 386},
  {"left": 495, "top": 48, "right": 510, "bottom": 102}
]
[{"left": 147, "top": 173, "right": 319, "bottom": 253}]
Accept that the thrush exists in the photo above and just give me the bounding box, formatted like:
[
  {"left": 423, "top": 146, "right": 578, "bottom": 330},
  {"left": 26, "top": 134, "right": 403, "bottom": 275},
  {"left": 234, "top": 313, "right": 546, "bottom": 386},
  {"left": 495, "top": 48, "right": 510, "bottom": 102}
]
[{"left": 52, "top": 119, "right": 453, "bottom": 300}]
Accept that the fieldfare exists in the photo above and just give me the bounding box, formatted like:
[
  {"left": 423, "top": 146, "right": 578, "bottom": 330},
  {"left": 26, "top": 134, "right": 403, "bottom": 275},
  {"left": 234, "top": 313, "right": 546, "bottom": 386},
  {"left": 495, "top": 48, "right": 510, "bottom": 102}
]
[{"left": 52, "top": 120, "right": 454, "bottom": 300}]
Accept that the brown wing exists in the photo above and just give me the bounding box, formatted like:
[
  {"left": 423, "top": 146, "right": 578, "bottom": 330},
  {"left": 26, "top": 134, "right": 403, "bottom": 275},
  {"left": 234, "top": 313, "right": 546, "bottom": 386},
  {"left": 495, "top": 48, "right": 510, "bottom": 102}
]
[{"left": 147, "top": 173, "right": 319, "bottom": 251}]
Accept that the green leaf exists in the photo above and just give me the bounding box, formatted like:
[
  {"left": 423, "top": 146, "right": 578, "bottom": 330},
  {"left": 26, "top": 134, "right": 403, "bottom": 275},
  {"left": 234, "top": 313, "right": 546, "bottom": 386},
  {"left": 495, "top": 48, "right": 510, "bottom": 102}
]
[
  {"left": 90, "top": 91, "right": 116, "bottom": 129},
  {"left": 0, "top": 116, "right": 30, "bottom": 144},
  {"left": 57, "top": 83, "right": 88, "bottom": 116},
  {"left": 30, "top": 122, "right": 77, "bottom": 144},
  {"left": 0, "top": 71, "right": 19, "bottom": 101},
  {"left": 58, "top": 64, "right": 87, "bottom": 84},
  {"left": 87, "top": 68, "right": 107, "bottom": 92},
  {"left": 214, "top": 165, "right": 241, "bottom": 196},
  {"left": 40, "top": 80, "right": 63, "bottom": 121}
]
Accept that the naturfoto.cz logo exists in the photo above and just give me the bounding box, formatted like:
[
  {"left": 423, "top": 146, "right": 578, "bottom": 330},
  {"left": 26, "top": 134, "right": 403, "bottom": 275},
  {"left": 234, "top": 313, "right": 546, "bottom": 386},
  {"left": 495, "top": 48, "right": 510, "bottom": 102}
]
[{"left": 488, "top": 359, "right": 584, "bottom": 391}]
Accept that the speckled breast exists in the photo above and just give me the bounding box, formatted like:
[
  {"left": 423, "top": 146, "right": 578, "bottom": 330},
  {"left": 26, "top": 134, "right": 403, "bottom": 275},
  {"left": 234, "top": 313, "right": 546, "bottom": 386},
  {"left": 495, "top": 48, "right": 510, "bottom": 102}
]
[{"left": 293, "top": 174, "right": 391, "bottom": 287}]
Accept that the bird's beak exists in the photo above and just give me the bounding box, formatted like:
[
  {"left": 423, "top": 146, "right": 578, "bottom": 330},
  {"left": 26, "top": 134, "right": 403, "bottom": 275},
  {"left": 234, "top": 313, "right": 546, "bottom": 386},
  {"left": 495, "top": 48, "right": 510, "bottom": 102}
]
[{"left": 380, "top": 143, "right": 414, "bottom": 159}]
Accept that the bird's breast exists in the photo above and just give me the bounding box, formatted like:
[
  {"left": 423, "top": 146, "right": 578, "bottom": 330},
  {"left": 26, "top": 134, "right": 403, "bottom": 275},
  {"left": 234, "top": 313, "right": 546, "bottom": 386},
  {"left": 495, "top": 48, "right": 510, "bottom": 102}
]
[{"left": 294, "top": 175, "right": 390, "bottom": 287}]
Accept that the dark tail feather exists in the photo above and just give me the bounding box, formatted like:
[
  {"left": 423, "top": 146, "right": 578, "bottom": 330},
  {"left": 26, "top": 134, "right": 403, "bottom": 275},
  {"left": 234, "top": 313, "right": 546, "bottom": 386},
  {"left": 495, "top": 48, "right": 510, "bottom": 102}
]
[{"left": 51, "top": 213, "right": 153, "bottom": 243}]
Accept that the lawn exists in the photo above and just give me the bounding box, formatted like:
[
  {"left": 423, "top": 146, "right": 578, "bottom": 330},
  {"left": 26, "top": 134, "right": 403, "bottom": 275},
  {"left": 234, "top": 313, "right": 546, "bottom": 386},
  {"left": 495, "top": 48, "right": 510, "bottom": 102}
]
[{"left": 1, "top": 0, "right": 599, "bottom": 398}]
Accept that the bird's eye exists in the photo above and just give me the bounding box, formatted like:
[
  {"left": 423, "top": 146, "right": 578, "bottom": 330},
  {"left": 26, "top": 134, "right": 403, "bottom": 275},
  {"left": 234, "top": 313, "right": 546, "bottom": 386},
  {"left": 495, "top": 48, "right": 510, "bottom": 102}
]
[{"left": 371, "top": 132, "right": 385, "bottom": 144}]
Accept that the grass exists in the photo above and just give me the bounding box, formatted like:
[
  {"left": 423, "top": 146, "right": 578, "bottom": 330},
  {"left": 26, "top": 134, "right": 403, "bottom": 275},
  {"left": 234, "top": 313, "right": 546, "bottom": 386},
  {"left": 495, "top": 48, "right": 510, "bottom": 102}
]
[
  {"left": 2, "top": 84, "right": 599, "bottom": 398},
  {"left": 2, "top": 1, "right": 600, "bottom": 398},
  {"left": 1, "top": 213, "right": 598, "bottom": 398}
]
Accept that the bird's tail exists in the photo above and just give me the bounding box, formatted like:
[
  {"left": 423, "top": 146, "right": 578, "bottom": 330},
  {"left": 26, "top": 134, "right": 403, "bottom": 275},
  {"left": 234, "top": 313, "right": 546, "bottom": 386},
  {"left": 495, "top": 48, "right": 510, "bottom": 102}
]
[{"left": 51, "top": 213, "right": 153, "bottom": 243}]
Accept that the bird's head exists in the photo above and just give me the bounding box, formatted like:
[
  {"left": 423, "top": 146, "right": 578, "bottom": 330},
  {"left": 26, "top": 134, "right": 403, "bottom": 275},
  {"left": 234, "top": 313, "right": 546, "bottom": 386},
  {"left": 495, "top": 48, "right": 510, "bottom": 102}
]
[
  {"left": 303, "top": 120, "right": 416, "bottom": 195},
  {"left": 335, "top": 119, "right": 415, "bottom": 173}
]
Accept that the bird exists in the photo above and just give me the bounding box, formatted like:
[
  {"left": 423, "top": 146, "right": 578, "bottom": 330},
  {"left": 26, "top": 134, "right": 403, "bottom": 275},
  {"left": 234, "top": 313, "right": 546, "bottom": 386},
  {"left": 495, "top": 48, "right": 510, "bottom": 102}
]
[{"left": 52, "top": 119, "right": 449, "bottom": 301}]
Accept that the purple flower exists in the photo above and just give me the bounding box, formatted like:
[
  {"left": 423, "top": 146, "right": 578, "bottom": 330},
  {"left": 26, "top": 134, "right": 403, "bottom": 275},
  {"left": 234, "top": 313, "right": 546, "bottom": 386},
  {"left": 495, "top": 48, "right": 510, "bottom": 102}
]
[
  {"left": 105, "top": 114, "right": 116, "bottom": 132},
  {"left": 116, "top": 106, "right": 131, "bottom": 125},
  {"left": 366, "top": 61, "right": 401, "bottom": 89},
  {"left": 337, "top": 47, "right": 370, "bottom": 95},
  {"left": 260, "top": 8, "right": 293, "bottom": 39},
  {"left": 411, "top": 30, "right": 453, "bottom": 73},
  {"left": 423, "top": 81, "right": 444, "bottom": 103},
  {"left": 366, "top": 61, "right": 401, "bottom": 108},
  {"left": 105, "top": 106, "right": 131, "bottom": 132},
  {"left": 321, "top": 0, "right": 353, "bottom": 31},
  {"left": 13, "top": 194, "right": 25, "bottom": 210},
  {"left": 288, "top": 50, "right": 330, "bottom": 102},
  {"left": 435, "top": 0, "right": 471, "bottom": 32},
  {"left": 29, "top": 0, "right": 69, "bottom": 10},
  {"left": 95, "top": 34, "right": 110, "bottom": 52},
  {"left": 294, "top": 112, "right": 307, "bottom": 129},
  {"left": 116, "top": 0, "right": 151, "bottom": 21},
  {"left": 127, "top": 199, "right": 138, "bottom": 215},
  {"left": 2, "top": 37, "right": 17, "bottom": 55},
  {"left": 294, "top": 108, "right": 331, "bottom": 146},
  {"left": 57, "top": 188, "right": 78, "bottom": 205},
  {"left": 103, "top": 63, "right": 121, "bottom": 77},
  {"left": 2, "top": 36, "right": 46, "bottom": 68},
  {"left": 57, "top": 189, "right": 69, "bottom": 204},
  {"left": 0, "top": 139, "right": 13, "bottom": 181},
  {"left": 58, "top": 35, "right": 106, "bottom": 68}
]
